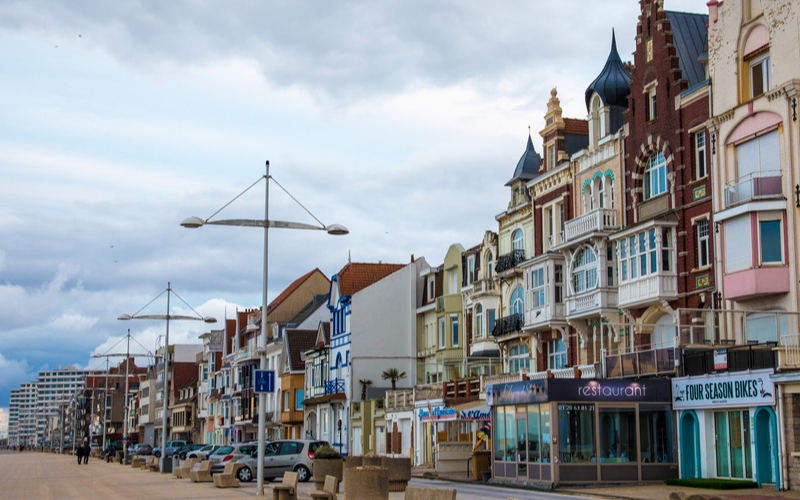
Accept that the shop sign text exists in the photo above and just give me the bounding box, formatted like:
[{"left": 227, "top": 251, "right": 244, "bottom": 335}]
[{"left": 672, "top": 369, "right": 774, "bottom": 409}]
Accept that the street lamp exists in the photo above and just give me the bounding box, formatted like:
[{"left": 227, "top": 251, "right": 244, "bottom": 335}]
[
  {"left": 119, "top": 282, "right": 216, "bottom": 472},
  {"left": 181, "top": 160, "right": 348, "bottom": 496}
]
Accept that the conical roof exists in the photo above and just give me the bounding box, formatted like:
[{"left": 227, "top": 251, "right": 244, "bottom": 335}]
[
  {"left": 506, "top": 134, "right": 542, "bottom": 186},
  {"left": 585, "top": 30, "right": 631, "bottom": 111}
]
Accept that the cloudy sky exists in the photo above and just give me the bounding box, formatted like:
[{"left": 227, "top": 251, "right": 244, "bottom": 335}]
[{"left": 0, "top": 0, "right": 704, "bottom": 434}]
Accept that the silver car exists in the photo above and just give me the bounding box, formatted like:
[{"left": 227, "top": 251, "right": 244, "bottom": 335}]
[
  {"left": 186, "top": 444, "right": 219, "bottom": 460},
  {"left": 208, "top": 442, "right": 260, "bottom": 475},
  {"left": 232, "top": 440, "right": 328, "bottom": 483}
]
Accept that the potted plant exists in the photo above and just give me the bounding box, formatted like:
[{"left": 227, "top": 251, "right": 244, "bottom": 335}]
[{"left": 313, "top": 444, "right": 343, "bottom": 491}]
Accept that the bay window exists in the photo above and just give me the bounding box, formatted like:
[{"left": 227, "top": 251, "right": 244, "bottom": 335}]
[
  {"left": 572, "top": 247, "right": 598, "bottom": 294},
  {"left": 759, "top": 217, "right": 782, "bottom": 264},
  {"left": 530, "top": 267, "right": 545, "bottom": 308},
  {"left": 548, "top": 338, "right": 567, "bottom": 369}
]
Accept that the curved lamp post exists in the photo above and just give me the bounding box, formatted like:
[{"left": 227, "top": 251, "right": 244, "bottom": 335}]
[
  {"left": 181, "top": 160, "right": 348, "bottom": 496},
  {"left": 118, "top": 282, "right": 215, "bottom": 472}
]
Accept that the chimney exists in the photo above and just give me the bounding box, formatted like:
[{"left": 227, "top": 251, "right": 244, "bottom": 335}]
[{"left": 707, "top": 0, "right": 720, "bottom": 47}]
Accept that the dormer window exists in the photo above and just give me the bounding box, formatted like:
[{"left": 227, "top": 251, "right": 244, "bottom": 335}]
[
  {"left": 428, "top": 276, "right": 435, "bottom": 301},
  {"left": 512, "top": 229, "right": 524, "bottom": 252}
]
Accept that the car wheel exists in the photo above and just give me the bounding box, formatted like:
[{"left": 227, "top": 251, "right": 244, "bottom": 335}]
[
  {"left": 179, "top": 452, "right": 187, "bottom": 460},
  {"left": 154, "top": 451, "right": 161, "bottom": 458},
  {"left": 236, "top": 466, "right": 253, "bottom": 482},
  {"left": 295, "top": 464, "right": 311, "bottom": 482}
]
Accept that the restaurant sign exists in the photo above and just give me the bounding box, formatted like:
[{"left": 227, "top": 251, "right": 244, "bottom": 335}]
[
  {"left": 418, "top": 405, "right": 491, "bottom": 422},
  {"left": 672, "top": 369, "right": 774, "bottom": 409}
]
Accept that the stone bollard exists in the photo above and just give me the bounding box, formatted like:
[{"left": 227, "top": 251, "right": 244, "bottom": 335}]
[
  {"left": 313, "top": 459, "right": 343, "bottom": 492},
  {"left": 362, "top": 455, "right": 382, "bottom": 467},
  {"left": 344, "top": 466, "right": 388, "bottom": 500}
]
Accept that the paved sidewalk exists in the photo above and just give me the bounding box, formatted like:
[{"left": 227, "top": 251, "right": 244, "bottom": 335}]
[{"left": 411, "top": 464, "right": 800, "bottom": 500}]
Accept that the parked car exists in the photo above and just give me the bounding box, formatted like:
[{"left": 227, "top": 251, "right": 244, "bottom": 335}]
[
  {"left": 152, "top": 440, "right": 191, "bottom": 458},
  {"left": 185, "top": 444, "right": 220, "bottom": 460},
  {"left": 228, "top": 440, "right": 328, "bottom": 483},
  {"left": 177, "top": 443, "right": 206, "bottom": 460},
  {"left": 130, "top": 444, "right": 152, "bottom": 455},
  {"left": 208, "top": 442, "right": 260, "bottom": 475}
]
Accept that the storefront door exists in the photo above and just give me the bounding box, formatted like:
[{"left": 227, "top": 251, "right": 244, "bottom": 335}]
[
  {"left": 679, "top": 411, "right": 699, "bottom": 478},
  {"left": 713, "top": 410, "right": 752, "bottom": 479},
  {"left": 754, "top": 408, "right": 778, "bottom": 488}
]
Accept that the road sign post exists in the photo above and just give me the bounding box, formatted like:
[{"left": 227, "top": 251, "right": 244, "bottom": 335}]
[{"left": 255, "top": 369, "right": 275, "bottom": 394}]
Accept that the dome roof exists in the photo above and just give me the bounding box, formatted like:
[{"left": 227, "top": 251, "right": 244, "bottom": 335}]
[{"left": 585, "top": 30, "right": 631, "bottom": 112}]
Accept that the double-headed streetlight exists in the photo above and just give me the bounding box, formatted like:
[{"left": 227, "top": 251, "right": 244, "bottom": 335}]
[
  {"left": 119, "top": 283, "right": 216, "bottom": 472},
  {"left": 181, "top": 161, "right": 348, "bottom": 496}
]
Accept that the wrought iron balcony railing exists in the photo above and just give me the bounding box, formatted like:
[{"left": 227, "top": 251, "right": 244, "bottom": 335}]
[
  {"left": 494, "top": 249, "right": 525, "bottom": 274},
  {"left": 491, "top": 313, "right": 523, "bottom": 338}
]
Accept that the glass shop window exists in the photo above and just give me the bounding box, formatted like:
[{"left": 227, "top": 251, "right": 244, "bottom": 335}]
[
  {"left": 639, "top": 404, "right": 674, "bottom": 463},
  {"left": 599, "top": 408, "right": 637, "bottom": 463},
  {"left": 558, "top": 403, "right": 595, "bottom": 464}
]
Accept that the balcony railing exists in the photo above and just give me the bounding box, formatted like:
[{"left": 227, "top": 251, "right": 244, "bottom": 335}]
[
  {"left": 443, "top": 377, "right": 480, "bottom": 405},
  {"left": 680, "top": 343, "right": 777, "bottom": 376},
  {"left": 491, "top": 313, "right": 523, "bottom": 338},
  {"left": 528, "top": 364, "right": 599, "bottom": 379},
  {"left": 480, "top": 371, "right": 526, "bottom": 397},
  {"left": 780, "top": 334, "right": 800, "bottom": 369},
  {"left": 565, "top": 208, "right": 617, "bottom": 242},
  {"left": 604, "top": 343, "right": 676, "bottom": 378},
  {"left": 385, "top": 390, "right": 414, "bottom": 411},
  {"left": 618, "top": 274, "right": 677, "bottom": 308},
  {"left": 324, "top": 378, "right": 345, "bottom": 395},
  {"left": 566, "top": 289, "right": 618, "bottom": 316},
  {"left": 495, "top": 249, "right": 525, "bottom": 274},
  {"left": 723, "top": 170, "right": 782, "bottom": 208}
]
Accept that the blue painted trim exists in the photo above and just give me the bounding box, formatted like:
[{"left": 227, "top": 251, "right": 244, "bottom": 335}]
[
  {"left": 582, "top": 179, "right": 591, "bottom": 195},
  {"left": 604, "top": 169, "right": 615, "bottom": 181},
  {"left": 679, "top": 410, "right": 700, "bottom": 479}
]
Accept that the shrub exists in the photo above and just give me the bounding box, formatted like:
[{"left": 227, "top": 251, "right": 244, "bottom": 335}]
[{"left": 314, "top": 444, "right": 342, "bottom": 459}]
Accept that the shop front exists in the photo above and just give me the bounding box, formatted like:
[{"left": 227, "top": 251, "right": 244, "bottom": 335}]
[
  {"left": 414, "top": 400, "right": 491, "bottom": 471},
  {"left": 487, "top": 378, "right": 676, "bottom": 487},
  {"left": 672, "top": 369, "right": 779, "bottom": 489}
]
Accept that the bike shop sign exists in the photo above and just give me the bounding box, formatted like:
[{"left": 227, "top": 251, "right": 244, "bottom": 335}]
[{"left": 672, "top": 368, "right": 775, "bottom": 409}]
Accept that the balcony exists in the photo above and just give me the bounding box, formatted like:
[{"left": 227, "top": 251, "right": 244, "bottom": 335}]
[
  {"left": 524, "top": 303, "right": 565, "bottom": 330},
  {"left": 604, "top": 343, "right": 676, "bottom": 378},
  {"left": 480, "top": 371, "right": 526, "bottom": 398},
  {"left": 491, "top": 314, "right": 523, "bottom": 338},
  {"left": 495, "top": 249, "right": 525, "bottom": 275},
  {"left": 723, "top": 265, "right": 790, "bottom": 301},
  {"left": 470, "top": 278, "right": 496, "bottom": 297},
  {"left": 385, "top": 390, "right": 414, "bottom": 411},
  {"left": 565, "top": 288, "right": 618, "bottom": 319},
  {"left": 724, "top": 171, "right": 782, "bottom": 209},
  {"left": 680, "top": 343, "right": 776, "bottom": 376},
  {"left": 324, "top": 378, "right": 345, "bottom": 395},
  {"left": 779, "top": 334, "right": 800, "bottom": 370},
  {"left": 617, "top": 273, "right": 677, "bottom": 309},
  {"left": 443, "top": 377, "right": 480, "bottom": 406},
  {"left": 564, "top": 208, "right": 618, "bottom": 243}
]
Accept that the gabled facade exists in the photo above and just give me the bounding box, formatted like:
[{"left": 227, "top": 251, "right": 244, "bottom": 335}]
[
  {"left": 301, "top": 322, "right": 336, "bottom": 443},
  {"left": 556, "top": 33, "right": 629, "bottom": 371},
  {"left": 461, "top": 231, "right": 501, "bottom": 370},
  {"left": 611, "top": 1, "right": 713, "bottom": 364},
  {"left": 279, "top": 328, "right": 316, "bottom": 439}
]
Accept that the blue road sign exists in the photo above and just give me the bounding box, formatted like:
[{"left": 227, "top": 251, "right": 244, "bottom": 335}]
[{"left": 255, "top": 369, "right": 275, "bottom": 393}]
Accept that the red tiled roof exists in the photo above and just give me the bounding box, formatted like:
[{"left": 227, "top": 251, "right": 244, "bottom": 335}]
[
  {"left": 284, "top": 329, "right": 317, "bottom": 372},
  {"left": 336, "top": 262, "right": 404, "bottom": 297},
  {"left": 268, "top": 268, "right": 329, "bottom": 313},
  {"left": 564, "top": 118, "right": 589, "bottom": 135}
]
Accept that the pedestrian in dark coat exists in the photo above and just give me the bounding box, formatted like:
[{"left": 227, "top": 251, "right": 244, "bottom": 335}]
[
  {"left": 76, "top": 444, "right": 84, "bottom": 465},
  {"left": 83, "top": 442, "right": 90, "bottom": 464}
]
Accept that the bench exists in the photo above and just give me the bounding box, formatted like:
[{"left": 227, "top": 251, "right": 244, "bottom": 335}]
[
  {"left": 146, "top": 456, "right": 161, "bottom": 472},
  {"left": 190, "top": 460, "right": 213, "bottom": 483},
  {"left": 309, "top": 475, "right": 339, "bottom": 500},
  {"left": 175, "top": 457, "right": 198, "bottom": 479},
  {"left": 404, "top": 485, "right": 457, "bottom": 500},
  {"left": 131, "top": 457, "right": 146, "bottom": 468},
  {"left": 268, "top": 471, "right": 299, "bottom": 500},
  {"left": 213, "top": 461, "right": 243, "bottom": 488}
]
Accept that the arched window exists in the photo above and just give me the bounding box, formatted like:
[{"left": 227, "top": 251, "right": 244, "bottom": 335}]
[
  {"left": 644, "top": 151, "right": 667, "bottom": 199},
  {"left": 512, "top": 229, "right": 523, "bottom": 251},
  {"left": 594, "top": 176, "right": 605, "bottom": 209},
  {"left": 572, "top": 247, "right": 598, "bottom": 293},
  {"left": 591, "top": 95, "right": 602, "bottom": 146},
  {"left": 510, "top": 286, "right": 524, "bottom": 317},
  {"left": 584, "top": 184, "right": 593, "bottom": 212},
  {"left": 486, "top": 252, "right": 494, "bottom": 279},
  {"left": 335, "top": 353, "right": 343, "bottom": 381},
  {"left": 476, "top": 304, "right": 484, "bottom": 338}
]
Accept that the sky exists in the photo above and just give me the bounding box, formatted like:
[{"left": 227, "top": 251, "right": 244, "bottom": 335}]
[{"left": 0, "top": 0, "right": 705, "bottom": 434}]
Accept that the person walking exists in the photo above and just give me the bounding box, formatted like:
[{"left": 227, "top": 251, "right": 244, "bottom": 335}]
[
  {"left": 76, "top": 443, "right": 84, "bottom": 465},
  {"left": 83, "top": 441, "right": 90, "bottom": 464}
]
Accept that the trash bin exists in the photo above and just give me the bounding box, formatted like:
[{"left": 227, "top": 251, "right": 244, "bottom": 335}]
[
  {"left": 172, "top": 455, "right": 179, "bottom": 476},
  {"left": 472, "top": 451, "right": 491, "bottom": 481},
  {"left": 162, "top": 455, "right": 173, "bottom": 473}
]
